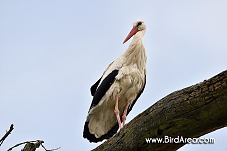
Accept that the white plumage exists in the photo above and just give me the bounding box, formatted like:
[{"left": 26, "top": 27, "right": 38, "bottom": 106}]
[{"left": 83, "top": 20, "right": 147, "bottom": 142}]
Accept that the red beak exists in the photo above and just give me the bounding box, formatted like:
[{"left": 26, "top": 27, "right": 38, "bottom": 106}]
[{"left": 123, "top": 27, "right": 139, "bottom": 44}]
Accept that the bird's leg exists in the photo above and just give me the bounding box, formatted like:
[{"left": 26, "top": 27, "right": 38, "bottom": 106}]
[
  {"left": 114, "top": 94, "right": 123, "bottom": 128},
  {"left": 122, "top": 101, "right": 129, "bottom": 127}
]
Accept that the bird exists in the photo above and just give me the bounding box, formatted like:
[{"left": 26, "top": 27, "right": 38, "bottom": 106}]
[{"left": 83, "top": 20, "right": 147, "bottom": 143}]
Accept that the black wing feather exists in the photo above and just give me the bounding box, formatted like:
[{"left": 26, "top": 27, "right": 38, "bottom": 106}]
[
  {"left": 90, "top": 61, "right": 114, "bottom": 96},
  {"left": 89, "top": 70, "right": 119, "bottom": 109},
  {"left": 83, "top": 121, "right": 119, "bottom": 143},
  {"left": 90, "top": 77, "right": 101, "bottom": 96}
]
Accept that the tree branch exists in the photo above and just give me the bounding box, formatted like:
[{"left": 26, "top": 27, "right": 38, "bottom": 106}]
[
  {"left": 0, "top": 124, "right": 14, "bottom": 146},
  {"left": 93, "top": 70, "right": 227, "bottom": 151},
  {"left": 7, "top": 140, "right": 60, "bottom": 151}
]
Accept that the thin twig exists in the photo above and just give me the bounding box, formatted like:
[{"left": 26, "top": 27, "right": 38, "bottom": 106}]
[
  {"left": 0, "top": 124, "right": 14, "bottom": 146},
  {"left": 40, "top": 143, "right": 61, "bottom": 151}
]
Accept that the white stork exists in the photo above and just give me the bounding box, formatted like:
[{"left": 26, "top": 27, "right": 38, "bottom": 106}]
[{"left": 83, "top": 20, "right": 147, "bottom": 142}]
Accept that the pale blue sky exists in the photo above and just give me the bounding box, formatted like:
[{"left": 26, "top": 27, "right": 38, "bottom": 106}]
[{"left": 0, "top": 0, "right": 227, "bottom": 150}]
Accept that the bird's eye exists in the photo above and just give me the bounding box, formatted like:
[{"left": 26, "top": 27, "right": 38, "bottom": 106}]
[{"left": 137, "top": 22, "right": 142, "bottom": 27}]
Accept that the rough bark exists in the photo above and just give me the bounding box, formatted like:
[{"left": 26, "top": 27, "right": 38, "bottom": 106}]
[{"left": 93, "top": 70, "right": 227, "bottom": 151}]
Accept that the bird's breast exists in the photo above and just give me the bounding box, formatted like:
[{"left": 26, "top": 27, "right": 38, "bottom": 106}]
[{"left": 113, "top": 65, "right": 145, "bottom": 105}]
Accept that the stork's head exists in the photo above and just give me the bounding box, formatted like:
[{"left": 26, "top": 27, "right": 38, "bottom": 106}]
[{"left": 123, "top": 20, "right": 146, "bottom": 44}]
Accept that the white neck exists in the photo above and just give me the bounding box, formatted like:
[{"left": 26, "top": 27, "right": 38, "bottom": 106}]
[{"left": 123, "top": 30, "right": 147, "bottom": 73}]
